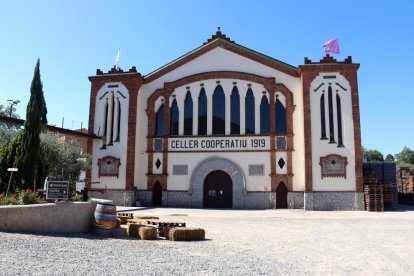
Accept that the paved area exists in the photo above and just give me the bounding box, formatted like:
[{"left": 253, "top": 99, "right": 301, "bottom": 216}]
[{"left": 0, "top": 205, "right": 413, "bottom": 275}]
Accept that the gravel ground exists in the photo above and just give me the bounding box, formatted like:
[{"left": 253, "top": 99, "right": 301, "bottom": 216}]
[{"left": 1, "top": 206, "right": 414, "bottom": 275}]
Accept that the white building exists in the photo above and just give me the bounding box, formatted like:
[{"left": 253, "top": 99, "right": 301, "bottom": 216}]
[{"left": 86, "top": 30, "right": 364, "bottom": 210}]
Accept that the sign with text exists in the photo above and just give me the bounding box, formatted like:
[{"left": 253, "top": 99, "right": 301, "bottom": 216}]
[
  {"left": 46, "top": 181, "right": 69, "bottom": 200},
  {"left": 168, "top": 136, "right": 270, "bottom": 152}
]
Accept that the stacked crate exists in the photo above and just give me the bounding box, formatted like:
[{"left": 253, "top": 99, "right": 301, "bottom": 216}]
[
  {"left": 382, "top": 183, "right": 395, "bottom": 210},
  {"left": 364, "top": 174, "right": 384, "bottom": 212}
]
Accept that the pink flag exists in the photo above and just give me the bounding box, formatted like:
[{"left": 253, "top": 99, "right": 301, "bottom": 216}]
[{"left": 323, "top": 38, "right": 340, "bottom": 54}]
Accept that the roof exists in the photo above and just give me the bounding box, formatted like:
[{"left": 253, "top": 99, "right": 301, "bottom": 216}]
[{"left": 144, "top": 30, "right": 299, "bottom": 83}]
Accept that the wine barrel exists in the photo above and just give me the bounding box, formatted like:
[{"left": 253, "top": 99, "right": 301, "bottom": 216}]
[{"left": 94, "top": 203, "right": 117, "bottom": 236}]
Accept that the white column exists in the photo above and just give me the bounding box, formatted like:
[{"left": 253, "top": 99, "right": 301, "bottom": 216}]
[
  {"left": 207, "top": 94, "right": 212, "bottom": 135},
  {"left": 332, "top": 88, "right": 338, "bottom": 143},
  {"left": 225, "top": 94, "right": 231, "bottom": 135},
  {"left": 240, "top": 96, "right": 245, "bottom": 135},
  {"left": 193, "top": 92, "right": 198, "bottom": 136},
  {"left": 113, "top": 98, "right": 120, "bottom": 141},
  {"left": 106, "top": 93, "right": 114, "bottom": 144},
  {"left": 324, "top": 91, "right": 329, "bottom": 139},
  {"left": 178, "top": 98, "right": 184, "bottom": 136},
  {"left": 255, "top": 91, "right": 261, "bottom": 134}
]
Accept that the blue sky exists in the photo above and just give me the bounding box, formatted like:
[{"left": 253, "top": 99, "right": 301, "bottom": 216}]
[{"left": 0, "top": 0, "right": 413, "bottom": 156}]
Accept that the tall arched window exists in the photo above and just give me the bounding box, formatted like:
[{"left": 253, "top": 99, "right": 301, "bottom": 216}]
[
  {"left": 336, "top": 94, "right": 343, "bottom": 147},
  {"left": 155, "top": 104, "right": 164, "bottom": 136},
  {"left": 116, "top": 98, "right": 121, "bottom": 141},
  {"left": 198, "top": 88, "right": 207, "bottom": 135},
  {"left": 184, "top": 91, "right": 193, "bottom": 135},
  {"left": 170, "top": 99, "right": 179, "bottom": 135},
  {"left": 103, "top": 99, "right": 108, "bottom": 137},
  {"left": 245, "top": 88, "right": 255, "bottom": 134},
  {"left": 328, "top": 86, "right": 335, "bottom": 143},
  {"left": 212, "top": 85, "right": 225, "bottom": 135},
  {"left": 320, "top": 94, "right": 327, "bottom": 139},
  {"left": 260, "top": 95, "right": 270, "bottom": 134},
  {"left": 275, "top": 98, "right": 286, "bottom": 134},
  {"left": 230, "top": 87, "right": 240, "bottom": 134}
]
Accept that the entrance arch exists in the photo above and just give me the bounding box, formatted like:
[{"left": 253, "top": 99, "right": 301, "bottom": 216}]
[
  {"left": 152, "top": 182, "right": 162, "bottom": 206},
  {"left": 190, "top": 157, "right": 246, "bottom": 208},
  {"left": 276, "top": 182, "right": 288, "bottom": 208},
  {"left": 204, "top": 170, "right": 233, "bottom": 208}
]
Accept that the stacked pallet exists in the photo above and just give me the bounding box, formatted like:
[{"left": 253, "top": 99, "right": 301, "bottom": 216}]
[
  {"left": 382, "top": 183, "right": 394, "bottom": 210},
  {"left": 364, "top": 174, "right": 384, "bottom": 212},
  {"left": 397, "top": 167, "right": 414, "bottom": 194}
]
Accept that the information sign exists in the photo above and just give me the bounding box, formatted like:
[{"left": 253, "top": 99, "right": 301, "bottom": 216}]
[{"left": 46, "top": 181, "right": 69, "bottom": 200}]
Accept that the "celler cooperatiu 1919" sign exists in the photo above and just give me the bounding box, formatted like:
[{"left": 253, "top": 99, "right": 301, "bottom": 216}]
[{"left": 168, "top": 136, "right": 270, "bottom": 152}]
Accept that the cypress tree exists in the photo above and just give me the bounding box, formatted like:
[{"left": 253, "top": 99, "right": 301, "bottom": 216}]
[{"left": 15, "top": 59, "right": 45, "bottom": 190}]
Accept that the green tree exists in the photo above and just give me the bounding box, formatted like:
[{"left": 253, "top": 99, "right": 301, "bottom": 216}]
[
  {"left": 15, "top": 59, "right": 46, "bottom": 190},
  {"left": 364, "top": 148, "right": 384, "bottom": 162},
  {"left": 395, "top": 147, "right": 414, "bottom": 165},
  {"left": 40, "top": 132, "right": 91, "bottom": 183},
  {"left": 385, "top": 154, "right": 395, "bottom": 162}
]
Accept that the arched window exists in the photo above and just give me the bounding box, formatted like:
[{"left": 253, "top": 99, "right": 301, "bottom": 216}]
[
  {"left": 328, "top": 86, "right": 335, "bottom": 143},
  {"left": 184, "top": 91, "right": 193, "bottom": 135},
  {"left": 336, "top": 94, "right": 343, "bottom": 147},
  {"left": 116, "top": 98, "right": 121, "bottom": 141},
  {"left": 155, "top": 104, "right": 164, "bottom": 136},
  {"left": 230, "top": 87, "right": 240, "bottom": 134},
  {"left": 212, "top": 85, "right": 225, "bottom": 135},
  {"left": 170, "top": 99, "right": 179, "bottom": 135},
  {"left": 275, "top": 98, "right": 286, "bottom": 134},
  {"left": 103, "top": 99, "right": 108, "bottom": 137},
  {"left": 198, "top": 88, "right": 207, "bottom": 135},
  {"left": 245, "top": 88, "right": 255, "bottom": 134},
  {"left": 260, "top": 95, "right": 270, "bottom": 134},
  {"left": 320, "top": 94, "right": 327, "bottom": 139},
  {"left": 109, "top": 94, "right": 115, "bottom": 145}
]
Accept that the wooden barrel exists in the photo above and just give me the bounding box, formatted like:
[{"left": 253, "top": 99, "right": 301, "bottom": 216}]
[
  {"left": 94, "top": 203, "right": 117, "bottom": 228},
  {"left": 94, "top": 223, "right": 113, "bottom": 237}
]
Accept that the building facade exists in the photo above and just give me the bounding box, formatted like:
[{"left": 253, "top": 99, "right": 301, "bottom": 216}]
[{"left": 86, "top": 30, "right": 364, "bottom": 210}]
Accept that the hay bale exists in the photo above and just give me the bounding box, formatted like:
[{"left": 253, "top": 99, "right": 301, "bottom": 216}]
[
  {"left": 139, "top": 226, "right": 157, "bottom": 240},
  {"left": 127, "top": 224, "right": 146, "bottom": 238},
  {"left": 134, "top": 216, "right": 160, "bottom": 220},
  {"left": 163, "top": 226, "right": 174, "bottom": 238},
  {"left": 169, "top": 227, "right": 205, "bottom": 241}
]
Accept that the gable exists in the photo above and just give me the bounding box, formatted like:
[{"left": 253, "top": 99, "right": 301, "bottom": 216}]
[{"left": 144, "top": 38, "right": 299, "bottom": 84}]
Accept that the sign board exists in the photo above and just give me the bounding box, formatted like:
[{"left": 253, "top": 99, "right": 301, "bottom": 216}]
[
  {"left": 46, "top": 181, "right": 69, "bottom": 200},
  {"left": 168, "top": 136, "right": 270, "bottom": 152},
  {"left": 7, "top": 168, "right": 18, "bottom": 172}
]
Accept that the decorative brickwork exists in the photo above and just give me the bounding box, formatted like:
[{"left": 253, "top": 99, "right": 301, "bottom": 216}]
[
  {"left": 299, "top": 56, "right": 362, "bottom": 192},
  {"left": 146, "top": 71, "right": 295, "bottom": 192},
  {"left": 87, "top": 68, "right": 144, "bottom": 191}
]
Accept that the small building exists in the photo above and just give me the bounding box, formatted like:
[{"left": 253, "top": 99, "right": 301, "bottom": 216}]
[{"left": 86, "top": 30, "right": 364, "bottom": 210}]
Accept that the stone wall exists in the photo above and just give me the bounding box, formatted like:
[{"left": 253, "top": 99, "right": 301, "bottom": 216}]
[
  {"left": 304, "top": 192, "right": 364, "bottom": 211},
  {"left": 243, "top": 192, "right": 275, "bottom": 209},
  {"left": 135, "top": 191, "right": 152, "bottom": 206},
  {"left": 163, "top": 191, "right": 192, "bottom": 207},
  {"left": 288, "top": 192, "right": 304, "bottom": 209}
]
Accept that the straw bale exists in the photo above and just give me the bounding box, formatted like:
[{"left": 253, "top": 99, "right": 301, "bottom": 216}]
[
  {"left": 127, "top": 224, "right": 146, "bottom": 238},
  {"left": 139, "top": 226, "right": 158, "bottom": 240},
  {"left": 169, "top": 227, "right": 205, "bottom": 241}
]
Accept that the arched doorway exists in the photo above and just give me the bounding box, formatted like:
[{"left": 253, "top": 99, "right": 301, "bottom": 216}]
[
  {"left": 152, "top": 182, "right": 162, "bottom": 206},
  {"left": 203, "top": 170, "right": 233, "bottom": 208},
  {"left": 276, "top": 182, "right": 288, "bottom": 208}
]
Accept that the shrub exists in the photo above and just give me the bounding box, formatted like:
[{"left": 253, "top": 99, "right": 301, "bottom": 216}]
[{"left": 70, "top": 192, "right": 83, "bottom": 202}]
